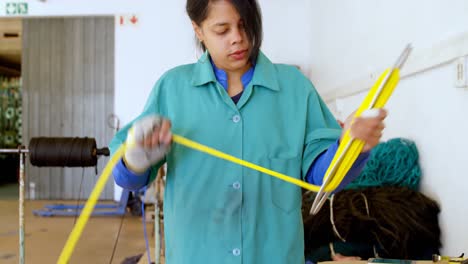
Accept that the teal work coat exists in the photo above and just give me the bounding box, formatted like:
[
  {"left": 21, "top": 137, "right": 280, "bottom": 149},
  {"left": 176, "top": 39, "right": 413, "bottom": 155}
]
[{"left": 110, "top": 51, "right": 342, "bottom": 263}]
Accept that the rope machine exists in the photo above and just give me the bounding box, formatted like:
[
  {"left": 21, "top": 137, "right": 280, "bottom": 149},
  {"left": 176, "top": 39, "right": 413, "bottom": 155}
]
[{"left": 0, "top": 137, "right": 109, "bottom": 264}]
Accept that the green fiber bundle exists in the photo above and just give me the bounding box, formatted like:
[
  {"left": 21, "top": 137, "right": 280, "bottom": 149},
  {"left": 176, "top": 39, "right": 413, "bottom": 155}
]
[{"left": 346, "top": 138, "right": 421, "bottom": 190}]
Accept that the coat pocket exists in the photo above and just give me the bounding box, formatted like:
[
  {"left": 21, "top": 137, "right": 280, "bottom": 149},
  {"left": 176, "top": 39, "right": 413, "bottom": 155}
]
[{"left": 268, "top": 156, "right": 302, "bottom": 214}]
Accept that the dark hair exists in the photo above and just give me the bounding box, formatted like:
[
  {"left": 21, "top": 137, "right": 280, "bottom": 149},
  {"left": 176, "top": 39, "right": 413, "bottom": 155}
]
[{"left": 186, "top": 0, "right": 263, "bottom": 62}]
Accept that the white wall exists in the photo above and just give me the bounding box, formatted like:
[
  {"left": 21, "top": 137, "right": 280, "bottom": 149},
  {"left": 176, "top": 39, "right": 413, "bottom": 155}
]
[
  {"left": 309, "top": 0, "right": 468, "bottom": 254},
  {"left": 309, "top": 0, "right": 468, "bottom": 92}
]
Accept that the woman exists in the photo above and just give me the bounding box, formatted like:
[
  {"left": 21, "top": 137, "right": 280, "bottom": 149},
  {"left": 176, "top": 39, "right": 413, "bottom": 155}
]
[{"left": 110, "top": 0, "right": 386, "bottom": 263}]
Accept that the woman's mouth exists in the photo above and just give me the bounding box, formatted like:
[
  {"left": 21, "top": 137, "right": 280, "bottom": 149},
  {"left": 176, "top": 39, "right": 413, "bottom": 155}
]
[{"left": 230, "top": 49, "right": 247, "bottom": 60}]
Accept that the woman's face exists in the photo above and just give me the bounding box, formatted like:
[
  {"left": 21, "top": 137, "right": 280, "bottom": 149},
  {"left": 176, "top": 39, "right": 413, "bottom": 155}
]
[{"left": 192, "top": 0, "right": 252, "bottom": 73}]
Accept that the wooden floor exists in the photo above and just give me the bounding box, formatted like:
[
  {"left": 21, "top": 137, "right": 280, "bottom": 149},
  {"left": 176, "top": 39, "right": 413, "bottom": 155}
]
[{"left": 0, "top": 199, "right": 155, "bottom": 264}]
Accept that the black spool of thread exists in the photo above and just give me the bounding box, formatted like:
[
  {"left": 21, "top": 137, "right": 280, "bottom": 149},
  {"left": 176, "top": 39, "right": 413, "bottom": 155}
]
[{"left": 29, "top": 137, "right": 104, "bottom": 167}]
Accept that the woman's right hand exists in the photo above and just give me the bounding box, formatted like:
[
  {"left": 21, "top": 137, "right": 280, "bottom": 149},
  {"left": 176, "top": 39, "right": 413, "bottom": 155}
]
[{"left": 123, "top": 115, "right": 172, "bottom": 174}]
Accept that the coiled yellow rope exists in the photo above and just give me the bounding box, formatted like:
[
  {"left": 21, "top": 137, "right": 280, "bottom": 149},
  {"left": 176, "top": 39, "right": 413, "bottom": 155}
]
[{"left": 309, "top": 43, "right": 412, "bottom": 215}]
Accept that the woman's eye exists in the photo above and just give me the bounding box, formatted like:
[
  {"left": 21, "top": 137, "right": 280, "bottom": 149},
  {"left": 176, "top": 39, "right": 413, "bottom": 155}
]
[{"left": 216, "top": 30, "right": 227, "bottom": 35}]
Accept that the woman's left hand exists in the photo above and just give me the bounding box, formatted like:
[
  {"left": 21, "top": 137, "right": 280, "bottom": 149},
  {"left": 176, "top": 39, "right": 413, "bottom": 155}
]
[{"left": 342, "top": 108, "right": 387, "bottom": 153}]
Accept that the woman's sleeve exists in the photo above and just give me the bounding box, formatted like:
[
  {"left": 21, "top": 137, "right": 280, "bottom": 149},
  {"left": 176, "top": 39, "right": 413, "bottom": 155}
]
[{"left": 301, "top": 85, "right": 342, "bottom": 180}]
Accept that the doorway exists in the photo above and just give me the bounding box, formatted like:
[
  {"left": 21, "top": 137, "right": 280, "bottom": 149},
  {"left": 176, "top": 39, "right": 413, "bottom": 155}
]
[
  {"left": 0, "top": 18, "right": 21, "bottom": 198},
  {"left": 0, "top": 17, "right": 115, "bottom": 200}
]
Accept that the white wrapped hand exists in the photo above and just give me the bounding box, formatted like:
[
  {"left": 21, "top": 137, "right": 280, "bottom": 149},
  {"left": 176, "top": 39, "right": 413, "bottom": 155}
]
[{"left": 124, "top": 115, "right": 172, "bottom": 173}]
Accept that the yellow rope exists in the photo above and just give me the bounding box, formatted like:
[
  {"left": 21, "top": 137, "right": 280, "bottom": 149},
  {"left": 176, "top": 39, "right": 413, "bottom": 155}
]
[
  {"left": 57, "top": 144, "right": 125, "bottom": 264},
  {"left": 172, "top": 134, "right": 323, "bottom": 192},
  {"left": 321, "top": 68, "right": 401, "bottom": 191}
]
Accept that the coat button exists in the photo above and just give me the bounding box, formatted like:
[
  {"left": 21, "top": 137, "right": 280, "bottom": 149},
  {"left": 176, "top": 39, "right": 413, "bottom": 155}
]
[
  {"left": 232, "top": 115, "right": 241, "bottom": 123},
  {"left": 232, "top": 182, "right": 241, "bottom": 189},
  {"left": 232, "top": 248, "right": 241, "bottom": 256}
]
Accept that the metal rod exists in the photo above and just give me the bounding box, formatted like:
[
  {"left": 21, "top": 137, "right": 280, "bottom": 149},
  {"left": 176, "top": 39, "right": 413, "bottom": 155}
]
[
  {"left": 310, "top": 69, "right": 394, "bottom": 215},
  {"left": 309, "top": 44, "right": 413, "bottom": 215},
  {"left": 309, "top": 139, "right": 354, "bottom": 215},
  {"left": 310, "top": 65, "right": 393, "bottom": 215},
  {"left": 0, "top": 148, "right": 29, "bottom": 153},
  {"left": 19, "top": 147, "right": 26, "bottom": 264},
  {"left": 155, "top": 199, "right": 160, "bottom": 264},
  {"left": 368, "top": 44, "right": 412, "bottom": 109},
  {"left": 309, "top": 65, "right": 392, "bottom": 215},
  {"left": 368, "top": 65, "right": 395, "bottom": 110},
  {"left": 394, "top": 43, "right": 413, "bottom": 69}
]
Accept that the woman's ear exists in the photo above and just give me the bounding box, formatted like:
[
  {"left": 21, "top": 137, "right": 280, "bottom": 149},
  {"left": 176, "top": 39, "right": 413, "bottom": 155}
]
[{"left": 191, "top": 21, "right": 204, "bottom": 43}]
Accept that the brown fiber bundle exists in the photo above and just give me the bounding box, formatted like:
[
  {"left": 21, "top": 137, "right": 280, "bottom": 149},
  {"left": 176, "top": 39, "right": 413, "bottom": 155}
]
[{"left": 302, "top": 187, "right": 441, "bottom": 259}]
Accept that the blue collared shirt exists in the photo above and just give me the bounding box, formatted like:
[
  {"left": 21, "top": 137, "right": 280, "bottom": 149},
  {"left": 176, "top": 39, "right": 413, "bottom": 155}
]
[{"left": 210, "top": 58, "right": 255, "bottom": 91}]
